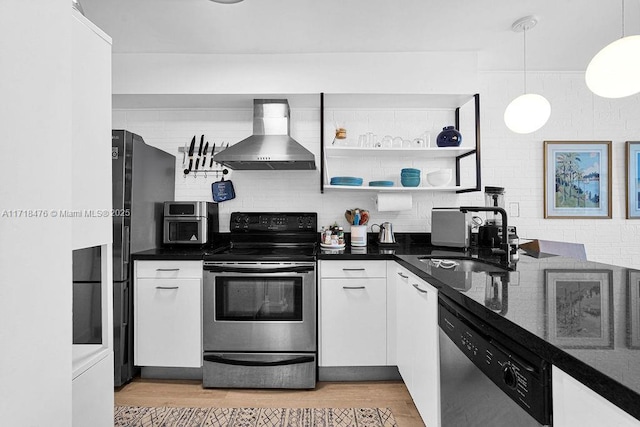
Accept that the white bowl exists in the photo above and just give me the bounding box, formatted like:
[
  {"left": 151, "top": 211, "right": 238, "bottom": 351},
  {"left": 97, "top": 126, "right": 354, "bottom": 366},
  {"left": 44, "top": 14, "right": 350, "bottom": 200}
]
[{"left": 426, "top": 169, "right": 452, "bottom": 187}]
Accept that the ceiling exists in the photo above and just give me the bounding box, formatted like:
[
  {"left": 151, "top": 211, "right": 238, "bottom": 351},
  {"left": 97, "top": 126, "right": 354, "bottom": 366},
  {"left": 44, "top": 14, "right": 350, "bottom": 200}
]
[{"left": 80, "top": 0, "right": 639, "bottom": 71}]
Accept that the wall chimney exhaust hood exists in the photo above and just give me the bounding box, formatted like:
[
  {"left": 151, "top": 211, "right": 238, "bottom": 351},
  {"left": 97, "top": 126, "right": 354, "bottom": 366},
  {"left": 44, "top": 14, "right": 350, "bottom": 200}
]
[{"left": 213, "top": 99, "right": 316, "bottom": 170}]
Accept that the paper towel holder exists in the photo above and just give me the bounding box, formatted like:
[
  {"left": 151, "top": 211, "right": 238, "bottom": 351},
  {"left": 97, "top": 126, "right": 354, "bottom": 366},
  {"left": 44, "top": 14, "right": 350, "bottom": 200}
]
[{"left": 374, "top": 192, "right": 413, "bottom": 212}]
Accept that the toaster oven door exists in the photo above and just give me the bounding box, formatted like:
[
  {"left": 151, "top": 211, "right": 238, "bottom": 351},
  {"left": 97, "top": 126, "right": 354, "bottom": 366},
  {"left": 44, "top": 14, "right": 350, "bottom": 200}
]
[{"left": 163, "top": 217, "right": 207, "bottom": 244}]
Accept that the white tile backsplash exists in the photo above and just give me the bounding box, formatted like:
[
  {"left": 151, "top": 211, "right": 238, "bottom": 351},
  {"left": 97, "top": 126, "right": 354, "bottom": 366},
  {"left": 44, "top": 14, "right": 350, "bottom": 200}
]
[{"left": 113, "top": 72, "right": 640, "bottom": 269}]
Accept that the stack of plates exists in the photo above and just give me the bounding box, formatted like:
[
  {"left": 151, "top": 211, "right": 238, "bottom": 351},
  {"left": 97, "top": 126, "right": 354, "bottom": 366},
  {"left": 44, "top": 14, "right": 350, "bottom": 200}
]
[
  {"left": 369, "top": 180, "right": 394, "bottom": 187},
  {"left": 330, "top": 176, "right": 363, "bottom": 186}
]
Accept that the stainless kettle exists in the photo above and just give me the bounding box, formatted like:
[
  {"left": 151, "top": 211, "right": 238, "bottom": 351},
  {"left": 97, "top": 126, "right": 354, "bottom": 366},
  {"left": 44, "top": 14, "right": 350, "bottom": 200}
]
[{"left": 373, "top": 222, "right": 396, "bottom": 244}]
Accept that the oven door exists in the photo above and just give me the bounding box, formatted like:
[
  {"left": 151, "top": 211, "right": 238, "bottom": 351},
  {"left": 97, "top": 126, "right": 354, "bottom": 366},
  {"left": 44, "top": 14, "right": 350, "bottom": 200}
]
[
  {"left": 163, "top": 217, "right": 207, "bottom": 244},
  {"left": 203, "top": 262, "right": 316, "bottom": 353}
]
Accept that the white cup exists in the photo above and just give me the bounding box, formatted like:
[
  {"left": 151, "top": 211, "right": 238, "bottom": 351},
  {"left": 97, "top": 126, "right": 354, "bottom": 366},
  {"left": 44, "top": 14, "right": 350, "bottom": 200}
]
[{"left": 350, "top": 225, "right": 367, "bottom": 247}]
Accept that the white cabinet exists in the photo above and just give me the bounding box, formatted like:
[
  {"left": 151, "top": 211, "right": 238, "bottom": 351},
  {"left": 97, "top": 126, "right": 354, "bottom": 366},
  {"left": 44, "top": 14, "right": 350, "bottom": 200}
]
[
  {"left": 71, "top": 8, "right": 112, "bottom": 250},
  {"left": 395, "top": 264, "right": 441, "bottom": 427},
  {"left": 72, "top": 352, "right": 114, "bottom": 427},
  {"left": 319, "top": 261, "right": 388, "bottom": 366},
  {"left": 134, "top": 260, "right": 203, "bottom": 368},
  {"left": 552, "top": 366, "right": 640, "bottom": 427},
  {"left": 70, "top": 10, "right": 113, "bottom": 427}
]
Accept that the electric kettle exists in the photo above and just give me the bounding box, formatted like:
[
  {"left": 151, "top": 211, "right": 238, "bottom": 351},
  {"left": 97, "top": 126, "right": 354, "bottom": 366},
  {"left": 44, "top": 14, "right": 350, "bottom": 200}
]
[{"left": 373, "top": 222, "right": 396, "bottom": 244}]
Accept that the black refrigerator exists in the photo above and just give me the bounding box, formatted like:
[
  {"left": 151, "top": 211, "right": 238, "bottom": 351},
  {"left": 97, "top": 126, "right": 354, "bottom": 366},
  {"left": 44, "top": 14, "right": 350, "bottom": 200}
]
[{"left": 112, "top": 130, "right": 175, "bottom": 386}]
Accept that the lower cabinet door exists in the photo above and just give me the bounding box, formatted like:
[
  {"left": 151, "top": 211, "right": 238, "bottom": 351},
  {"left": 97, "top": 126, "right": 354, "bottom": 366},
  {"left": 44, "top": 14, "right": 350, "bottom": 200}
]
[
  {"left": 135, "top": 278, "right": 202, "bottom": 368},
  {"left": 410, "top": 279, "right": 441, "bottom": 427},
  {"left": 320, "top": 278, "right": 387, "bottom": 366},
  {"left": 552, "top": 366, "right": 640, "bottom": 427}
]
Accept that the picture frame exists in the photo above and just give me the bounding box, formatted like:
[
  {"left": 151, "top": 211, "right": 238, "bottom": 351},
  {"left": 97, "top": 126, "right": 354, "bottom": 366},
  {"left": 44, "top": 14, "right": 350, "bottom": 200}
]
[
  {"left": 545, "top": 269, "right": 613, "bottom": 349},
  {"left": 626, "top": 141, "right": 640, "bottom": 219},
  {"left": 628, "top": 270, "right": 640, "bottom": 349},
  {"left": 543, "top": 141, "right": 612, "bottom": 219}
]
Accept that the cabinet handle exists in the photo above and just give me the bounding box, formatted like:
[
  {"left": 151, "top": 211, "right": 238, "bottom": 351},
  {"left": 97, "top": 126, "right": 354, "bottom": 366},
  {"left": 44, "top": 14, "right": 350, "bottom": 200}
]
[
  {"left": 412, "top": 284, "right": 428, "bottom": 294},
  {"left": 342, "top": 268, "right": 366, "bottom": 271},
  {"left": 397, "top": 272, "right": 409, "bottom": 278},
  {"left": 342, "top": 286, "right": 366, "bottom": 290},
  {"left": 156, "top": 268, "right": 180, "bottom": 272},
  {"left": 155, "top": 286, "right": 179, "bottom": 290}
]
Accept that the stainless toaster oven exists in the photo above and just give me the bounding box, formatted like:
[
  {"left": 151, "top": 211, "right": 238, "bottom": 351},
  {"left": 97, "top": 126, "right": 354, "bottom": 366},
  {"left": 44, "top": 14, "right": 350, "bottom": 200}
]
[{"left": 163, "top": 201, "right": 219, "bottom": 245}]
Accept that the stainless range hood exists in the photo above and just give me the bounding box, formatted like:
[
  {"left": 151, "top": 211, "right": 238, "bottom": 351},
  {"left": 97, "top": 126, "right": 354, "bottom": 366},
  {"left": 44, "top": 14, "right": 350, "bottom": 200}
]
[{"left": 213, "top": 99, "right": 316, "bottom": 170}]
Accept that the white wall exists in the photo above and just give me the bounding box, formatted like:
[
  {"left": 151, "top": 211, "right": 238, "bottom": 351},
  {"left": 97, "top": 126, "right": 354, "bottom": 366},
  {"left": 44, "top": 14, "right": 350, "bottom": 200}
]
[
  {"left": 112, "top": 55, "right": 640, "bottom": 270},
  {"left": 0, "top": 1, "right": 73, "bottom": 426}
]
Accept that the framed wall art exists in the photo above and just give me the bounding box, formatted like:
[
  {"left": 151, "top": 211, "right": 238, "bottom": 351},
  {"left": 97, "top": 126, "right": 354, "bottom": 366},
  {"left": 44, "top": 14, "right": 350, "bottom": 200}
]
[
  {"left": 628, "top": 270, "right": 640, "bottom": 349},
  {"left": 543, "top": 141, "right": 612, "bottom": 219},
  {"left": 545, "top": 269, "right": 613, "bottom": 349},
  {"left": 626, "top": 141, "right": 640, "bottom": 219}
]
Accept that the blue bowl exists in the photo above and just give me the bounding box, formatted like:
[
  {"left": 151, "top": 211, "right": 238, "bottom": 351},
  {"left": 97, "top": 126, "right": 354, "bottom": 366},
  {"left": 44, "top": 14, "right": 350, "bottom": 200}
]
[
  {"left": 401, "top": 172, "right": 421, "bottom": 177},
  {"left": 401, "top": 168, "right": 421, "bottom": 174},
  {"left": 401, "top": 177, "right": 421, "bottom": 187}
]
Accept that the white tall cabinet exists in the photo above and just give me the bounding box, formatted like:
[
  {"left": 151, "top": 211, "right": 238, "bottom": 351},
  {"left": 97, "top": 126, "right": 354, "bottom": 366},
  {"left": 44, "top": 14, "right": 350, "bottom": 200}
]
[{"left": 70, "top": 9, "right": 113, "bottom": 427}]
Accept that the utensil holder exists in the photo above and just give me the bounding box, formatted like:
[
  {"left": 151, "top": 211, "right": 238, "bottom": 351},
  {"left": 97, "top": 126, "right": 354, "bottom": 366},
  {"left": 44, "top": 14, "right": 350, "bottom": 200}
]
[{"left": 350, "top": 225, "right": 367, "bottom": 247}]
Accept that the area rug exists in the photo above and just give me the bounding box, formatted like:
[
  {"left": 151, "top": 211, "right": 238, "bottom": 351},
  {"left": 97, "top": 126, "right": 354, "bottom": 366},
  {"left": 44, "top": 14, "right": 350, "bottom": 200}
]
[{"left": 114, "top": 406, "right": 397, "bottom": 427}]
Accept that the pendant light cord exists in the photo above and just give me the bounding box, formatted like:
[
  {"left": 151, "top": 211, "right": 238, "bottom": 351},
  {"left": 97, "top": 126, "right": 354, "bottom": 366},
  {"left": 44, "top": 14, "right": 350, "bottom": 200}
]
[
  {"left": 523, "top": 25, "right": 528, "bottom": 94},
  {"left": 621, "top": 0, "right": 625, "bottom": 38}
]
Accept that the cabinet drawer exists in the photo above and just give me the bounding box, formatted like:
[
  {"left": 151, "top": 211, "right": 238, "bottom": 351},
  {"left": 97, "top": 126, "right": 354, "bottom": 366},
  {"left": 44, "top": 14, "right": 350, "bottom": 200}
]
[
  {"left": 135, "top": 260, "right": 203, "bottom": 279},
  {"left": 320, "top": 260, "right": 386, "bottom": 278}
]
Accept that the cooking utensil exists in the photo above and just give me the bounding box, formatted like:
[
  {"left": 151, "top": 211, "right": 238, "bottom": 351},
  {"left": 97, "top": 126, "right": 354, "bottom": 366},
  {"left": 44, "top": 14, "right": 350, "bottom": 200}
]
[
  {"left": 202, "top": 141, "right": 209, "bottom": 168},
  {"left": 210, "top": 143, "right": 216, "bottom": 168},
  {"left": 195, "top": 135, "right": 204, "bottom": 170},
  {"left": 184, "top": 135, "right": 196, "bottom": 174},
  {"left": 211, "top": 169, "right": 236, "bottom": 202}
]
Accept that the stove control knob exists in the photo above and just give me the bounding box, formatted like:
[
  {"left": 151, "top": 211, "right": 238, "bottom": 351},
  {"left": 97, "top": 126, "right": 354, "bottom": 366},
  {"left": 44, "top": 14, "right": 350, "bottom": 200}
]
[{"left": 503, "top": 365, "right": 517, "bottom": 390}]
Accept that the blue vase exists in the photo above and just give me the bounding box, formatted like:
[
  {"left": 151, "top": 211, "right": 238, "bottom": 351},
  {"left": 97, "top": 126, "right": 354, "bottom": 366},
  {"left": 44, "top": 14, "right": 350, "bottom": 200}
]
[{"left": 436, "top": 126, "right": 462, "bottom": 147}]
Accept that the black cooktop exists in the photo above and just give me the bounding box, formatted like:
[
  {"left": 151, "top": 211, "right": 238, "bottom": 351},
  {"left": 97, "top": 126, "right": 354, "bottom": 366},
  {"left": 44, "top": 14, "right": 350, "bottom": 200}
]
[
  {"left": 205, "top": 212, "right": 318, "bottom": 262},
  {"left": 205, "top": 243, "right": 317, "bottom": 262}
]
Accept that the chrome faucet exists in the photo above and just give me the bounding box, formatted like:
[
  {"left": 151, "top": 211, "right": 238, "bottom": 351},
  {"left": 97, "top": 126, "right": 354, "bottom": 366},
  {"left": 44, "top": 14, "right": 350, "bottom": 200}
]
[{"left": 459, "top": 206, "right": 512, "bottom": 269}]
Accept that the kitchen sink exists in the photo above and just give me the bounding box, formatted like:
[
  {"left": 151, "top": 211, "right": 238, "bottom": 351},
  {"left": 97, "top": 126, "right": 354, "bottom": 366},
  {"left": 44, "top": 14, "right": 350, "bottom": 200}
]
[{"left": 417, "top": 257, "right": 508, "bottom": 273}]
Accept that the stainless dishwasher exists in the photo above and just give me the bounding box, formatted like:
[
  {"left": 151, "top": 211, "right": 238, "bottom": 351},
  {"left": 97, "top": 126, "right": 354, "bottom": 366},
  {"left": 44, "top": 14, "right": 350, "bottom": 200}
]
[{"left": 439, "top": 294, "right": 552, "bottom": 426}]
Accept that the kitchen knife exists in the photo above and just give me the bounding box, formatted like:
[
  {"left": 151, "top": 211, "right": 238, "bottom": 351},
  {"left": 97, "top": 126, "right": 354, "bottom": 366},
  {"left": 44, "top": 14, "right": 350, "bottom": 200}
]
[
  {"left": 184, "top": 135, "right": 196, "bottom": 174},
  {"left": 194, "top": 135, "right": 204, "bottom": 171},
  {"left": 210, "top": 143, "right": 216, "bottom": 168},
  {"left": 202, "top": 141, "right": 209, "bottom": 169}
]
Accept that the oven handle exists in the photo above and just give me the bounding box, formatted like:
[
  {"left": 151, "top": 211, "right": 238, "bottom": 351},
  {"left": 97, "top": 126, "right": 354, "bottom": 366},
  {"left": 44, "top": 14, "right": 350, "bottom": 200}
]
[
  {"left": 204, "top": 265, "right": 314, "bottom": 274},
  {"left": 203, "top": 354, "right": 315, "bottom": 367}
]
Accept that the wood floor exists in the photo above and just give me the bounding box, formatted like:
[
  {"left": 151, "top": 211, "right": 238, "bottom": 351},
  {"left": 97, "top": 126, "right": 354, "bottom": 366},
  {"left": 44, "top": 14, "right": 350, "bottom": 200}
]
[{"left": 114, "top": 378, "right": 426, "bottom": 427}]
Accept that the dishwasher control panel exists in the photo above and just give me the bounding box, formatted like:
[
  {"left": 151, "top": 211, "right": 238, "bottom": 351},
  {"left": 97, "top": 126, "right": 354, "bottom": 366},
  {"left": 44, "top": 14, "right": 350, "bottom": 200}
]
[{"left": 439, "top": 299, "right": 551, "bottom": 425}]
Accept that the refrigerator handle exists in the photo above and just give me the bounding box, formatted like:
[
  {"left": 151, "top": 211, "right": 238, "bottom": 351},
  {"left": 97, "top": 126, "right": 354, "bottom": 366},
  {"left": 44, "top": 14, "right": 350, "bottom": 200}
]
[
  {"left": 122, "top": 281, "right": 129, "bottom": 327},
  {"left": 123, "top": 225, "right": 130, "bottom": 265}
]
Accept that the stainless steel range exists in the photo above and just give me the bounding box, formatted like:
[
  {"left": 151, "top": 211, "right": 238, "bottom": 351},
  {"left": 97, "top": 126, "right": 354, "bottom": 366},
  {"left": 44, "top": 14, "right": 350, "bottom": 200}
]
[{"left": 202, "top": 212, "right": 317, "bottom": 389}]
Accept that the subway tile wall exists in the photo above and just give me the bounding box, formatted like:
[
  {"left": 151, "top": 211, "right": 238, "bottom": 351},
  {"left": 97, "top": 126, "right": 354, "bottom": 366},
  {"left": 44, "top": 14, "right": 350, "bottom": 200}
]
[{"left": 113, "top": 72, "right": 640, "bottom": 269}]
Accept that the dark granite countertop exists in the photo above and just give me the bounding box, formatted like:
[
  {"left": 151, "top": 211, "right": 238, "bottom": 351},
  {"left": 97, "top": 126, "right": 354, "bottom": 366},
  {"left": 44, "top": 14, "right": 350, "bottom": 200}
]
[{"left": 132, "top": 232, "right": 640, "bottom": 420}]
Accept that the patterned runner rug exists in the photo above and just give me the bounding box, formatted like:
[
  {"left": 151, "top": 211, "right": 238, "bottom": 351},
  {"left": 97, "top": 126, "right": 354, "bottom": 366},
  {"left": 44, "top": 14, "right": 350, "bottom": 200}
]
[{"left": 114, "top": 406, "right": 397, "bottom": 427}]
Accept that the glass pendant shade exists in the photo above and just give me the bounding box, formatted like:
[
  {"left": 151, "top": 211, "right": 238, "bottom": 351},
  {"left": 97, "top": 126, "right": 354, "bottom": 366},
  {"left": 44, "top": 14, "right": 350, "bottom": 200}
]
[
  {"left": 504, "top": 93, "right": 551, "bottom": 134},
  {"left": 585, "top": 35, "right": 640, "bottom": 98},
  {"left": 209, "top": 0, "right": 244, "bottom": 3}
]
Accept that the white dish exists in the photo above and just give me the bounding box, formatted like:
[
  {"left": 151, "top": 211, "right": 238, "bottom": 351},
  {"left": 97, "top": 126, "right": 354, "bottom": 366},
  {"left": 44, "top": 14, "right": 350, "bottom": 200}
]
[
  {"left": 426, "top": 169, "right": 452, "bottom": 187},
  {"left": 320, "top": 242, "right": 346, "bottom": 249}
]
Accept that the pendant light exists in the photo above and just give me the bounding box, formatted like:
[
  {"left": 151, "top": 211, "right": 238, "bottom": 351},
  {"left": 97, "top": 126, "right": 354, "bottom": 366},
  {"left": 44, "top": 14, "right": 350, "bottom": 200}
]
[
  {"left": 504, "top": 16, "right": 551, "bottom": 134},
  {"left": 585, "top": 0, "right": 640, "bottom": 98},
  {"left": 209, "top": 0, "right": 244, "bottom": 3}
]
